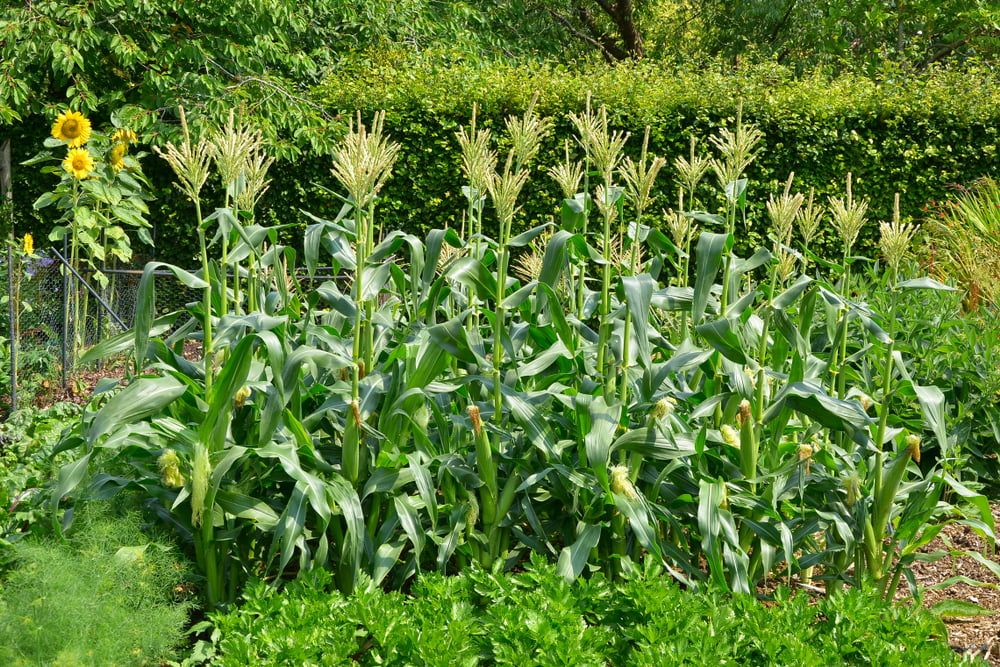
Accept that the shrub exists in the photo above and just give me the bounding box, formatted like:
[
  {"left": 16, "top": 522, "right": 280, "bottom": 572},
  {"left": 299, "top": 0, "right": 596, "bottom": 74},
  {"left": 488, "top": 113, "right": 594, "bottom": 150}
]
[
  {"left": 204, "top": 560, "right": 969, "bottom": 666},
  {"left": 0, "top": 502, "right": 191, "bottom": 666}
]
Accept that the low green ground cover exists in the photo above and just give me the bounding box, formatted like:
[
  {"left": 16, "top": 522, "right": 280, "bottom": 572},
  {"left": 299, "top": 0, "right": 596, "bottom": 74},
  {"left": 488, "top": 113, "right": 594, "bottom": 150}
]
[
  {"left": 204, "top": 559, "right": 968, "bottom": 666},
  {"left": 0, "top": 502, "right": 191, "bottom": 666}
]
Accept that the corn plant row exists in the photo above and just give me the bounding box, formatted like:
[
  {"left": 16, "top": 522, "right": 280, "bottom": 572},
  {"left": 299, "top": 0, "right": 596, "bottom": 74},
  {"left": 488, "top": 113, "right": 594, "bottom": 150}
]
[{"left": 49, "top": 103, "right": 995, "bottom": 608}]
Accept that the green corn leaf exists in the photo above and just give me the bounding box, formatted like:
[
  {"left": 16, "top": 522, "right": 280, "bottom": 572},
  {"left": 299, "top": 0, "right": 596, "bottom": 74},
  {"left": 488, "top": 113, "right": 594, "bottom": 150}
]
[
  {"left": 447, "top": 256, "right": 498, "bottom": 301},
  {"left": 49, "top": 453, "right": 92, "bottom": 516},
  {"left": 80, "top": 313, "right": 177, "bottom": 365},
  {"left": 772, "top": 275, "right": 813, "bottom": 310},
  {"left": 732, "top": 247, "right": 772, "bottom": 275},
  {"left": 201, "top": 335, "right": 257, "bottom": 452},
  {"left": 929, "top": 599, "right": 996, "bottom": 619},
  {"left": 133, "top": 261, "right": 208, "bottom": 371},
  {"left": 611, "top": 428, "right": 695, "bottom": 460},
  {"left": 421, "top": 228, "right": 463, "bottom": 287},
  {"left": 763, "top": 382, "right": 872, "bottom": 440},
  {"left": 437, "top": 505, "right": 468, "bottom": 573},
  {"left": 215, "top": 489, "right": 280, "bottom": 529},
  {"left": 896, "top": 277, "right": 959, "bottom": 291},
  {"left": 692, "top": 231, "right": 732, "bottom": 324},
  {"left": 698, "top": 479, "right": 727, "bottom": 591},
  {"left": 695, "top": 316, "right": 748, "bottom": 364},
  {"left": 613, "top": 495, "right": 662, "bottom": 561},
  {"left": 87, "top": 375, "right": 187, "bottom": 444},
  {"left": 394, "top": 494, "right": 426, "bottom": 563},
  {"left": 914, "top": 384, "right": 949, "bottom": 456},
  {"left": 270, "top": 483, "right": 308, "bottom": 574},
  {"left": 622, "top": 274, "right": 655, "bottom": 368},
  {"left": 509, "top": 222, "right": 554, "bottom": 248},
  {"left": 581, "top": 394, "right": 619, "bottom": 470},
  {"left": 943, "top": 474, "right": 995, "bottom": 539},
  {"left": 651, "top": 286, "right": 695, "bottom": 311},
  {"left": 327, "top": 474, "right": 365, "bottom": 591},
  {"left": 557, "top": 523, "right": 601, "bottom": 582}
]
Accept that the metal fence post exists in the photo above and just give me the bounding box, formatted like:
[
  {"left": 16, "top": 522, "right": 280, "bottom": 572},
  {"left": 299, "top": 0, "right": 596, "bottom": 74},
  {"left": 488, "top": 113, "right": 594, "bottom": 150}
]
[
  {"left": 1, "top": 139, "right": 16, "bottom": 412},
  {"left": 62, "top": 236, "right": 68, "bottom": 390}
]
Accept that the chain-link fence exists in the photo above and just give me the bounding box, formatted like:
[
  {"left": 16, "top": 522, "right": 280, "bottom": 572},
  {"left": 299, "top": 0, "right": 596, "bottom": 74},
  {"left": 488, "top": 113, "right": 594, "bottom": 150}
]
[
  {"left": 4, "top": 251, "right": 344, "bottom": 414},
  {"left": 3, "top": 247, "right": 136, "bottom": 412}
]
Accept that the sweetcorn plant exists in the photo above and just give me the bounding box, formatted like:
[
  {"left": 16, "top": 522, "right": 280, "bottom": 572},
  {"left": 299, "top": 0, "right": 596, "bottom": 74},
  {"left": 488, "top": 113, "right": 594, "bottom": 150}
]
[{"left": 51, "top": 106, "right": 994, "bottom": 606}]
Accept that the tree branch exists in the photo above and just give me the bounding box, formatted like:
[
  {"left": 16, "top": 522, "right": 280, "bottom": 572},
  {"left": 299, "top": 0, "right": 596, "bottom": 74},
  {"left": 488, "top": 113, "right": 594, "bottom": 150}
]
[{"left": 575, "top": 5, "right": 630, "bottom": 60}]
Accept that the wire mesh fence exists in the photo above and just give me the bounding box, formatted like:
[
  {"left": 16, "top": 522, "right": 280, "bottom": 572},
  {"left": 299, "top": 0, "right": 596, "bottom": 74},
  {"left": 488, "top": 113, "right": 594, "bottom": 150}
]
[
  {"left": 4, "top": 247, "right": 135, "bottom": 412},
  {"left": 3, "top": 250, "right": 345, "bottom": 414}
]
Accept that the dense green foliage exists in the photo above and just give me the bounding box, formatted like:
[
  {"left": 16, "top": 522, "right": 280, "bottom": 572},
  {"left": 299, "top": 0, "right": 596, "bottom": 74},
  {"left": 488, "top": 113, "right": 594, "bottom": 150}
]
[
  {"left": 312, "top": 56, "right": 1000, "bottom": 262},
  {"left": 864, "top": 268, "right": 1000, "bottom": 491},
  {"left": 7, "top": 58, "right": 998, "bottom": 266},
  {"left": 204, "top": 559, "right": 967, "bottom": 666},
  {"left": 50, "top": 108, "right": 994, "bottom": 611},
  {"left": 0, "top": 502, "right": 191, "bottom": 666},
  {"left": 0, "top": 402, "right": 79, "bottom": 537},
  {"left": 689, "top": 0, "right": 999, "bottom": 70},
  {"left": 0, "top": 0, "right": 340, "bottom": 149}
]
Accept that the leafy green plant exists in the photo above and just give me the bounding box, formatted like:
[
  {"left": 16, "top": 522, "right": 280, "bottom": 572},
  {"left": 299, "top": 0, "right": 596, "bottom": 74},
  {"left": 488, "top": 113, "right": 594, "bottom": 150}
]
[
  {"left": 51, "top": 106, "right": 993, "bottom": 609},
  {"left": 861, "top": 262, "right": 1000, "bottom": 493},
  {"left": 0, "top": 402, "right": 81, "bottom": 538},
  {"left": 203, "top": 559, "right": 970, "bottom": 666},
  {"left": 0, "top": 501, "right": 191, "bottom": 666}
]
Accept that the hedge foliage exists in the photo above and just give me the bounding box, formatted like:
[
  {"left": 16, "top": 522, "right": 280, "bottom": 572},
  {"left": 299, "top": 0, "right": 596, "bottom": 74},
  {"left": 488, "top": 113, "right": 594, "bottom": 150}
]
[{"left": 8, "top": 56, "right": 1000, "bottom": 266}]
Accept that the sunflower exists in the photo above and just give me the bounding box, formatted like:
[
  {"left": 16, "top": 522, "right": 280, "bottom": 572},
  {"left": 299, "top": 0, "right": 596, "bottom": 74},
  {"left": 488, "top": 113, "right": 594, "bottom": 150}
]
[
  {"left": 112, "top": 128, "right": 138, "bottom": 145},
  {"left": 51, "top": 110, "right": 92, "bottom": 148},
  {"left": 109, "top": 143, "right": 127, "bottom": 172},
  {"left": 22, "top": 233, "right": 34, "bottom": 256},
  {"left": 63, "top": 148, "right": 95, "bottom": 180}
]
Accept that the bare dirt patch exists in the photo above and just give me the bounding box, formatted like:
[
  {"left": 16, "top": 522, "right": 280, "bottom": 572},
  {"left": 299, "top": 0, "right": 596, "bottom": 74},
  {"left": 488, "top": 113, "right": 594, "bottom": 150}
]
[{"left": 907, "top": 504, "right": 1000, "bottom": 663}]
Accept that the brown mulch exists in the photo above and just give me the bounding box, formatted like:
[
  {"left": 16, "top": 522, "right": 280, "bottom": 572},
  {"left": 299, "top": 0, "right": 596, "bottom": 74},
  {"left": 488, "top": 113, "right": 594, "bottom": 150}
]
[{"left": 906, "top": 503, "right": 1000, "bottom": 664}]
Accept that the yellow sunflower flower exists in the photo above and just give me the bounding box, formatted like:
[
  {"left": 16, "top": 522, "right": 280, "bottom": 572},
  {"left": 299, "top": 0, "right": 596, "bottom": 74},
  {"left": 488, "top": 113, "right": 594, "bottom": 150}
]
[
  {"left": 112, "top": 128, "right": 138, "bottom": 145},
  {"left": 63, "top": 148, "right": 95, "bottom": 180},
  {"left": 110, "top": 143, "right": 127, "bottom": 172},
  {"left": 51, "top": 110, "right": 92, "bottom": 148},
  {"left": 22, "top": 233, "right": 34, "bottom": 255}
]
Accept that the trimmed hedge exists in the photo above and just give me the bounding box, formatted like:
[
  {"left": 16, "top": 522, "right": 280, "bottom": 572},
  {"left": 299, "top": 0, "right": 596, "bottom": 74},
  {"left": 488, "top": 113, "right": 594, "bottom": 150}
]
[
  {"left": 7, "top": 56, "right": 1000, "bottom": 265},
  {"left": 314, "top": 56, "right": 1000, "bottom": 261}
]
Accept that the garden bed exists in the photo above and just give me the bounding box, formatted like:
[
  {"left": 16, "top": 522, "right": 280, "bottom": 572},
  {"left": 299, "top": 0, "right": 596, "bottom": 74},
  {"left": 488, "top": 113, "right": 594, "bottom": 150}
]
[{"left": 910, "top": 504, "right": 1000, "bottom": 663}]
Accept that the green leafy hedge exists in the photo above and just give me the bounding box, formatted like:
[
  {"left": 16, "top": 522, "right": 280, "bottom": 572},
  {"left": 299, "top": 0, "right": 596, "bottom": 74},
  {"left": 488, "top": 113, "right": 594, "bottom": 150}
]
[
  {"left": 204, "top": 559, "right": 966, "bottom": 666},
  {"left": 9, "top": 56, "right": 1000, "bottom": 265}
]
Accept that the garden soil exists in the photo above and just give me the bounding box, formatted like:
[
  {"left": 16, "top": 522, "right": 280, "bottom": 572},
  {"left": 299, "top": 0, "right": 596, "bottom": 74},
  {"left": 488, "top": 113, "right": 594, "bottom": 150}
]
[{"left": 908, "top": 504, "right": 1000, "bottom": 664}]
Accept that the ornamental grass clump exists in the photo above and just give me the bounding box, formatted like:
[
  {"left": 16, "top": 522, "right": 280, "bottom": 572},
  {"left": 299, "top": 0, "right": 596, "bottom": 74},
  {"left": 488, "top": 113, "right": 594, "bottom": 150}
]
[
  {"left": 48, "top": 102, "right": 993, "bottom": 613},
  {"left": 926, "top": 177, "right": 1000, "bottom": 308}
]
